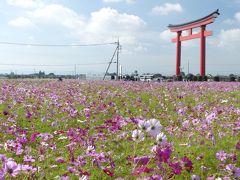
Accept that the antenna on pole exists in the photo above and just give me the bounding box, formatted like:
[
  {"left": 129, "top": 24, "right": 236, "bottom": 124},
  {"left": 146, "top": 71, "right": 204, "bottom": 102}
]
[{"left": 116, "top": 38, "right": 120, "bottom": 80}]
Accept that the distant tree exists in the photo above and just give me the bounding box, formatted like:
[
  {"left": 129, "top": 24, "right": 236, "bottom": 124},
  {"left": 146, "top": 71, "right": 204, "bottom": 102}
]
[
  {"left": 237, "top": 76, "right": 240, "bottom": 82},
  {"left": 229, "top": 76, "right": 236, "bottom": 82},
  {"left": 173, "top": 75, "right": 182, "bottom": 81},
  {"left": 38, "top": 71, "right": 45, "bottom": 78},
  {"left": 197, "top": 76, "right": 202, "bottom": 81},
  {"left": 214, "top": 76, "right": 220, "bottom": 82},
  {"left": 229, "top": 74, "right": 236, "bottom": 82},
  {"left": 180, "top": 71, "right": 185, "bottom": 78},
  {"left": 153, "top": 74, "right": 162, "bottom": 78},
  {"left": 48, "top": 73, "right": 56, "bottom": 79},
  {"left": 193, "top": 75, "right": 198, "bottom": 81},
  {"left": 186, "top": 73, "right": 194, "bottom": 81},
  {"left": 202, "top": 76, "right": 208, "bottom": 81},
  {"left": 9, "top": 72, "right": 15, "bottom": 79}
]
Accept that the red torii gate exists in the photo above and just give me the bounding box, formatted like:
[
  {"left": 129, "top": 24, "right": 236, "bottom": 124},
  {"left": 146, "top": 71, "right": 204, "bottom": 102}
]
[{"left": 168, "top": 9, "right": 220, "bottom": 77}]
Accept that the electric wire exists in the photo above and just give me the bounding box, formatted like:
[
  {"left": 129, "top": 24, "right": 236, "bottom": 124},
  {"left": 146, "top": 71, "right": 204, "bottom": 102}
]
[{"left": 0, "top": 41, "right": 117, "bottom": 47}]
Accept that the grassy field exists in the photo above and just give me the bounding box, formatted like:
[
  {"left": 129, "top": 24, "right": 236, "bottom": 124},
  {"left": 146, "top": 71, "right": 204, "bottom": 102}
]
[{"left": 0, "top": 80, "right": 239, "bottom": 179}]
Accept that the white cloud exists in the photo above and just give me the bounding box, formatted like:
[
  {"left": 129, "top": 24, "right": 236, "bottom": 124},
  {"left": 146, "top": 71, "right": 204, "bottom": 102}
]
[
  {"left": 8, "top": 2, "right": 149, "bottom": 51},
  {"left": 218, "top": 29, "right": 240, "bottom": 47},
  {"left": 7, "top": 0, "right": 44, "bottom": 8},
  {"left": 103, "top": 0, "right": 122, "bottom": 2},
  {"left": 235, "top": 12, "right": 240, "bottom": 22},
  {"left": 8, "top": 17, "right": 35, "bottom": 28},
  {"left": 210, "top": 29, "right": 240, "bottom": 48},
  {"left": 159, "top": 29, "right": 175, "bottom": 42},
  {"left": 152, "top": 3, "right": 183, "bottom": 15},
  {"left": 102, "top": 0, "right": 135, "bottom": 4},
  {"left": 29, "top": 5, "right": 146, "bottom": 46},
  {"left": 31, "top": 4, "right": 86, "bottom": 29},
  {"left": 224, "top": 12, "right": 240, "bottom": 24},
  {"left": 80, "top": 8, "right": 145, "bottom": 44}
]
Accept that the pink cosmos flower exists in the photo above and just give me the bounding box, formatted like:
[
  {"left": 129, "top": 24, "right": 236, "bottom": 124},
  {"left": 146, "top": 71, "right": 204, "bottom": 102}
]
[
  {"left": 133, "top": 156, "right": 150, "bottom": 166},
  {"left": 233, "top": 167, "right": 240, "bottom": 178},
  {"left": 55, "top": 157, "right": 65, "bottom": 163},
  {"left": 24, "top": 155, "right": 35, "bottom": 163},
  {"left": 0, "top": 168, "right": 5, "bottom": 180},
  {"left": 21, "top": 165, "right": 37, "bottom": 174},
  {"left": 4, "top": 160, "right": 21, "bottom": 177},
  {"left": 96, "top": 153, "right": 106, "bottom": 163},
  {"left": 191, "top": 175, "right": 200, "bottom": 180},
  {"left": 61, "top": 175, "right": 70, "bottom": 180},
  {"left": 0, "top": 155, "right": 7, "bottom": 163},
  {"left": 216, "top": 150, "right": 228, "bottom": 162},
  {"left": 67, "top": 166, "right": 77, "bottom": 173},
  {"left": 151, "top": 175, "right": 163, "bottom": 180},
  {"left": 132, "top": 167, "right": 153, "bottom": 176},
  {"left": 182, "top": 120, "right": 190, "bottom": 129},
  {"left": 76, "top": 156, "right": 87, "bottom": 167}
]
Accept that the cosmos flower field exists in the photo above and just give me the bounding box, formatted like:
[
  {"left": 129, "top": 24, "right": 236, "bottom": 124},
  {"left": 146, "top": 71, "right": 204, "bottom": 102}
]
[{"left": 0, "top": 80, "right": 239, "bottom": 180}]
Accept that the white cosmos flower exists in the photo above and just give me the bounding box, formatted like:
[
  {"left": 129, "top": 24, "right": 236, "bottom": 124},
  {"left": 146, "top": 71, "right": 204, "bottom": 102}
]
[
  {"left": 138, "top": 120, "right": 150, "bottom": 131},
  {"left": 86, "top": 145, "right": 95, "bottom": 154},
  {"left": 132, "top": 130, "right": 144, "bottom": 141},
  {"left": 146, "top": 119, "right": 162, "bottom": 138},
  {"left": 58, "top": 136, "right": 68, "bottom": 140},
  {"left": 156, "top": 132, "right": 167, "bottom": 144}
]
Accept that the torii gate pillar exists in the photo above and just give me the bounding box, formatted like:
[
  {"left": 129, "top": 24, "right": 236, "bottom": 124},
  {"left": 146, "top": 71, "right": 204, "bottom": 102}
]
[
  {"left": 168, "top": 10, "right": 220, "bottom": 77},
  {"left": 176, "top": 31, "right": 182, "bottom": 76},
  {"left": 200, "top": 25, "right": 206, "bottom": 76}
]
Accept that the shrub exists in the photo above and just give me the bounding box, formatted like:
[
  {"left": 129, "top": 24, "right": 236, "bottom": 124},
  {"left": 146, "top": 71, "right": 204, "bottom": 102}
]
[
  {"left": 197, "top": 76, "right": 202, "bottom": 81},
  {"left": 214, "top": 76, "right": 220, "bottom": 82},
  {"left": 193, "top": 76, "right": 197, "bottom": 81},
  {"left": 202, "top": 76, "right": 208, "bottom": 81},
  {"left": 186, "top": 74, "right": 194, "bottom": 81},
  {"left": 229, "top": 76, "right": 236, "bottom": 82}
]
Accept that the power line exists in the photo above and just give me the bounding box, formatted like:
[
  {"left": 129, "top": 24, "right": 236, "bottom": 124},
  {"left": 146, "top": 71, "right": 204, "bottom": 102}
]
[
  {"left": 0, "top": 62, "right": 112, "bottom": 67},
  {"left": 0, "top": 41, "right": 117, "bottom": 47}
]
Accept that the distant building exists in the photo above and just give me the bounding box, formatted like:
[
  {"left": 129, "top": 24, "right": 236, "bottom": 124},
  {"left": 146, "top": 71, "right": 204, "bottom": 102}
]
[{"left": 139, "top": 73, "right": 163, "bottom": 82}]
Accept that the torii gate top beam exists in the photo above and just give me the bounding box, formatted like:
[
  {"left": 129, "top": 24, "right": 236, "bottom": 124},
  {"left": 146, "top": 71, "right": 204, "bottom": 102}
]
[{"left": 168, "top": 9, "right": 220, "bottom": 32}]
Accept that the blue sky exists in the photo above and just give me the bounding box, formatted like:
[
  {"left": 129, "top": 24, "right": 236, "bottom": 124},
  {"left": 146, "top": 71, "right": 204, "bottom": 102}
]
[{"left": 0, "top": 0, "right": 239, "bottom": 75}]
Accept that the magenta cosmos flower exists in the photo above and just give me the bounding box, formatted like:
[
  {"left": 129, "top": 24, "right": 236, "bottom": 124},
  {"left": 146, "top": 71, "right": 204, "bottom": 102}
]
[
  {"left": 133, "top": 156, "right": 150, "bottom": 166},
  {"left": 236, "top": 140, "right": 240, "bottom": 150}
]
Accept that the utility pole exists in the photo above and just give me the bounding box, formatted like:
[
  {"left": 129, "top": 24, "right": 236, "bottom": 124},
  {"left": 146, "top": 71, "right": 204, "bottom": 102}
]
[
  {"left": 74, "top": 64, "right": 77, "bottom": 79},
  {"left": 116, "top": 38, "right": 120, "bottom": 80},
  {"left": 187, "top": 60, "right": 189, "bottom": 74}
]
